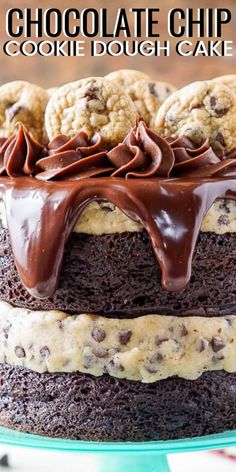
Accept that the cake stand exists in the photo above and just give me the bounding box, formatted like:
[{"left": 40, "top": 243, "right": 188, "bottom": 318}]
[{"left": 0, "top": 427, "right": 236, "bottom": 471}]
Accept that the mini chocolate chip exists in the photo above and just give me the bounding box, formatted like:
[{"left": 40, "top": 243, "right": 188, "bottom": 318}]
[
  {"left": 84, "top": 84, "right": 99, "bottom": 101},
  {"left": 92, "top": 347, "right": 108, "bottom": 358},
  {"left": 210, "top": 95, "right": 216, "bottom": 108},
  {"left": 172, "top": 340, "right": 181, "bottom": 353},
  {"left": 58, "top": 320, "right": 64, "bottom": 330},
  {"left": 212, "top": 355, "right": 224, "bottom": 364},
  {"left": 156, "top": 337, "right": 169, "bottom": 346},
  {"left": 2, "top": 325, "right": 11, "bottom": 340},
  {"left": 15, "top": 346, "right": 26, "bottom": 358},
  {"left": 225, "top": 317, "right": 233, "bottom": 326},
  {"left": 0, "top": 454, "right": 9, "bottom": 467},
  {"left": 83, "top": 355, "right": 94, "bottom": 369},
  {"left": 210, "top": 96, "right": 229, "bottom": 116},
  {"left": 145, "top": 365, "right": 158, "bottom": 374},
  {"left": 40, "top": 346, "right": 50, "bottom": 358},
  {"left": 215, "top": 132, "right": 225, "bottom": 147},
  {"left": 215, "top": 107, "right": 228, "bottom": 117},
  {"left": 119, "top": 330, "right": 132, "bottom": 345},
  {"left": 180, "top": 324, "right": 188, "bottom": 337},
  {"left": 199, "top": 338, "right": 208, "bottom": 352},
  {"left": 107, "top": 359, "right": 124, "bottom": 372},
  {"left": 99, "top": 202, "right": 115, "bottom": 212},
  {"left": 7, "top": 104, "right": 23, "bottom": 122},
  {"left": 149, "top": 352, "right": 163, "bottom": 364},
  {"left": 86, "top": 93, "right": 97, "bottom": 101},
  {"left": 217, "top": 215, "right": 229, "bottom": 226},
  {"left": 148, "top": 82, "right": 158, "bottom": 97},
  {"left": 91, "top": 327, "right": 106, "bottom": 343},
  {"left": 211, "top": 337, "right": 226, "bottom": 352},
  {"left": 219, "top": 201, "right": 230, "bottom": 214}
]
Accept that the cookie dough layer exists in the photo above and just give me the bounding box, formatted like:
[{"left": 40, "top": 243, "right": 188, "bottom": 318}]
[
  {"left": 1, "top": 301, "right": 236, "bottom": 383},
  {"left": 0, "top": 198, "right": 236, "bottom": 236}
]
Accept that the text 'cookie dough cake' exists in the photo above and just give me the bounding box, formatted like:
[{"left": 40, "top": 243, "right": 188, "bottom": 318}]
[{"left": 1, "top": 73, "right": 236, "bottom": 441}]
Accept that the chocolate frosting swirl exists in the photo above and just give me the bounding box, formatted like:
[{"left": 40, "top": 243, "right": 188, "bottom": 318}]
[
  {"left": 169, "top": 136, "right": 236, "bottom": 178},
  {"left": 1, "top": 121, "right": 236, "bottom": 180},
  {"left": 36, "top": 121, "right": 175, "bottom": 180},
  {"left": 36, "top": 122, "right": 236, "bottom": 180},
  {"left": 36, "top": 132, "right": 113, "bottom": 180},
  {"left": 108, "top": 121, "right": 175, "bottom": 178},
  {"left": 0, "top": 124, "right": 45, "bottom": 178}
]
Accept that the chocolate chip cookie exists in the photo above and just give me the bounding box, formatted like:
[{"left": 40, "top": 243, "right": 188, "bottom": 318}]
[
  {"left": 106, "top": 70, "right": 176, "bottom": 128},
  {"left": 106, "top": 69, "right": 150, "bottom": 88},
  {"left": 212, "top": 75, "right": 236, "bottom": 94},
  {"left": 0, "top": 81, "right": 49, "bottom": 142},
  {"left": 155, "top": 81, "right": 236, "bottom": 153},
  {"left": 45, "top": 77, "right": 137, "bottom": 147}
]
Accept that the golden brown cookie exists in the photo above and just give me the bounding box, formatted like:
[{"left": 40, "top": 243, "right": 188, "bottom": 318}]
[
  {"left": 131, "top": 79, "right": 176, "bottom": 128},
  {"left": 0, "top": 81, "right": 49, "bottom": 142},
  {"left": 212, "top": 75, "right": 236, "bottom": 94},
  {"left": 106, "top": 70, "right": 176, "bottom": 128},
  {"left": 106, "top": 69, "right": 150, "bottom": 88},
  {"left": 45, "top": 77, "right": 137, "bottom": 147},
  {"left": 155, "top": 80, "right": 236, "bottom": 153}
]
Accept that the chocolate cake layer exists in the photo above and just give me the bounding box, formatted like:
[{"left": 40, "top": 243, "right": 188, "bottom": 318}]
[
  {"left": 1, "top": 364, "right": 236, "bottom": 441},
  {"left": 0, "top": 226, "right": 236, "bottom": 317}
]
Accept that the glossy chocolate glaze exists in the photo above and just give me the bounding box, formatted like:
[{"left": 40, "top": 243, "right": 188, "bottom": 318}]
[
  {"left": 1, "top": 121, "right": 236, "bottom": 299},
  {"left": 0, "top": 176, "right": 236, "bottom": 299}
]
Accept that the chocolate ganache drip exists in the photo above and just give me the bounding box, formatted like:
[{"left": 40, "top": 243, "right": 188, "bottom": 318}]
[{"left": 1, "top": 121, "right": 236, "bottom": 299}]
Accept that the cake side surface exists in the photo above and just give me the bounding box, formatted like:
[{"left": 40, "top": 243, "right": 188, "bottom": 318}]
[
  {"left": 1, "top": 74, "right": 236, "bottom": 442},
  {"left": 0, "top": 365, "right": 236, "bottom": 441},
  {"left": 0, "top": 226, "right": 236, "bottom": 317}
]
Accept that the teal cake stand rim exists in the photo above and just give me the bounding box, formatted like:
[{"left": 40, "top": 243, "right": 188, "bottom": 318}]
[
  {"left": 0, "top": 426, "right": 236, "bottom": 453},
  {"left": 1, "top": 427, "right": 236, "bottom": 472}
]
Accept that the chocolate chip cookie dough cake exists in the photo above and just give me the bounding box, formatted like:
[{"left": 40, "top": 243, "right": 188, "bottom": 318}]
[{"left": 1, "top": 73, "right": 236, "bottom": 441}]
